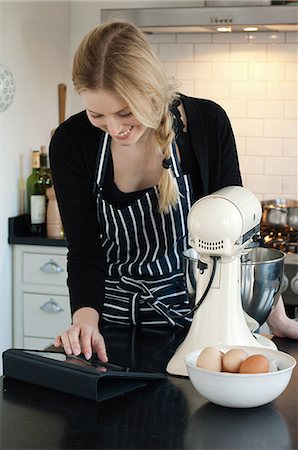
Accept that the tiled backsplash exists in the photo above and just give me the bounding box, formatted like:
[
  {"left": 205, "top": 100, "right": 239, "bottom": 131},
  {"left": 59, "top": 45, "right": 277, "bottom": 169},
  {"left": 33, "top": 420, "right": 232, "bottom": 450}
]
[{"left": 148, "top": 31, "right": 297, "bottom": 200}]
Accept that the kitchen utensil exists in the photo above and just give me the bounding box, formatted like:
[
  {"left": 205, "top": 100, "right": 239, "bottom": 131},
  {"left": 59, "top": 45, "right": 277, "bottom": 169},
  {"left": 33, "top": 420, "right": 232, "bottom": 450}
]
[
  {"left": 167, "top": 186, "right": 274, "bottom": 376},
  {"left": 186, "top": 345, "right": 296, "bottom": 408},
  {"left": 58, "top": 83, "right": 66, "bottom": 124},
  {"left": 51, "top": 83, "right": 67, "bottom": 137},
  {"left": 183, "top": 247, "right": 285, "bottom": 326},
  {"left": 261, "top": 199, "right": 298, "bottom": 230}
]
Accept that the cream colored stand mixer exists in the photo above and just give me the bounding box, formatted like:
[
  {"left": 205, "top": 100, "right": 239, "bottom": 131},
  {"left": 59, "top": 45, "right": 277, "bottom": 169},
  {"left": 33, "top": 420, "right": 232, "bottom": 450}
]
[{"left": 167, "top": 186, "right": 276, "bottom": 377}]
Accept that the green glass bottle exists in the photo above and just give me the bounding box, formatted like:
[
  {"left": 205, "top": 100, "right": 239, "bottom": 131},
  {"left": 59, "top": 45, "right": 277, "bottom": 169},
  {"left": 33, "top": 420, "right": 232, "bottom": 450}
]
[
  {"left": 26, "top": 150, "right": 46, "bottom": 236},
  {"left": 40, "top": 145, "right": 52, "bottom": 190}
]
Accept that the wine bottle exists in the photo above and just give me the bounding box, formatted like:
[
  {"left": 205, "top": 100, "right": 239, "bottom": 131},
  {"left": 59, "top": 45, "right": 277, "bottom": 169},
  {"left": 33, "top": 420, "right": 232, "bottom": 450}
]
[
  {"left": 40, "top": 145, "right": 52, "bottom": 189},
  {"left": 26, "top": 150, "right": 46, "bottom": 236}
]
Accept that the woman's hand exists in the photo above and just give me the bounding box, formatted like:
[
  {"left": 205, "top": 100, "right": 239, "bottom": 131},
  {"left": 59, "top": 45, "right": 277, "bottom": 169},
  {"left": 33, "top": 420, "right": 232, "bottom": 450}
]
[{"left": 54, "top": 307, "right": 108, "bottom": 361}]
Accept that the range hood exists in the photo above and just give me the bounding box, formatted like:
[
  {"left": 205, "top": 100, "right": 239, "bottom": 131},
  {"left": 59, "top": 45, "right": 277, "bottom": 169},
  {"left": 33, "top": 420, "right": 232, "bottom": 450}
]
[{"left": 101, "top": 2, "right": 298, "bottom": 33}]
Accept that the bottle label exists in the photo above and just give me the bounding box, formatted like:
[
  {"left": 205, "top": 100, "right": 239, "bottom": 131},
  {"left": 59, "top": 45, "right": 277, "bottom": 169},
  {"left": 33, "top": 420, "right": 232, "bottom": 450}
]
[{"left": 31, "top": 195, "right": 46, "bottom": 224}]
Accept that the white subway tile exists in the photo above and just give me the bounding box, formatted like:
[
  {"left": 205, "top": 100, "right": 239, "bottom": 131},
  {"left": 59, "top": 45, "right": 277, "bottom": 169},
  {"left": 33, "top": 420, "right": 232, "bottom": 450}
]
[
  {"left": 285, "top": 62, "right": 298, "bottom": 81},
  {"left": 246, "top": 137, "right": 282, "bottom": 156},
  {"left": 232, "top": 118, "right": 263, "bottom": 137},
  {"left": 162, "top": 62, "right": 177, "bottom": 78},
  {"left": 235, "top": 136, "right": 246, "bottom": 155},
  {"left": 159, "top": 43, "right": 194, "bottom": 61},
  {"left": 267, "top": 44, "right": 298, "bottom": 62},
  {"left": 246, "top": 175, "right": 282, "bottom": 194},
  {"left": 212, "top": 33, "right": 247, "bottom": 44},
  {"left": 285, "top": 101, "right": 298, "bottom": 119},
  {"left": 239, "top": 155, "right": 264, "bottom": 174},
  {"left": 177, "top": 33, "right": 212, "bottom": 43},
  {"left": 230, "top": 44, "right": 267, "bottom": 62},
  {"left": 147, "top": 34, "right": 176, "bottom": 43},
  {"left": 179, "top": 80, "right": 195, "bottom": 97},
  {"left": 231, "top": 80, "right": 266, "bottom": 99},
  {"left": 267, "top": 81, "right": 297, "bottom": 100},
  {"left": 177, "top": 62, "right": 212, "bottom": 80},
  {"left": 246, "top": 32, "right": 285, "bottom": 44},
  {"left": 212, "top": 62, "right": 247, "bottom": 80},
  {"left": 283, "top": 138, "right": 298, "bottom": 157},
  {"left": 247, "top": 100, "right": 283, "bottom": 118},
  {"left": 286, "top": 32, "right": 298, "bottom": 43},
  {"left": 265, "top": 157, "right": 297, "bottom": 176},
  {"left": 248, "top": 62, "right": 284, "bottom": 81},
  {"left": 194, "top": 80, "right": 230, "bottom": 99},
  {"left": 282, "top": 176, "right": 298, "bottom": 197},
  {"left": 194, "top": 44, "right": 230, "bottom": 61},
  {"left": 264, "top": 119, "right": 297, "bottom": 138},
  {"left": 215, "top": 98, "right": 247, "bottom": 118}
]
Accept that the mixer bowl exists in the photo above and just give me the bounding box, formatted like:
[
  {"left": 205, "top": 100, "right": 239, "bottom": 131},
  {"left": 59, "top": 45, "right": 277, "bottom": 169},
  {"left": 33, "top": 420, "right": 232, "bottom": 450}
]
[{"left": 183, "top": 247, "right": 285, "bottom": 326}]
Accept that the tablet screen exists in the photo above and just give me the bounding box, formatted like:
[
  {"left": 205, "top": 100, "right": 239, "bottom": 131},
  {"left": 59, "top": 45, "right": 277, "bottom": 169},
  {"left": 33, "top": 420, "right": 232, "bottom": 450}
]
[{"left": 23, "top": 350, "right": 150, "bottom": 374}]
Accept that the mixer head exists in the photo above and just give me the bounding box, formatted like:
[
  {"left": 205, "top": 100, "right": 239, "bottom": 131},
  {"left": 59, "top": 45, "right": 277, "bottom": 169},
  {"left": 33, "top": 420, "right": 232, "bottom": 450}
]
[{"left": 188, "top": 186, "right": 262, "bottom": 258}]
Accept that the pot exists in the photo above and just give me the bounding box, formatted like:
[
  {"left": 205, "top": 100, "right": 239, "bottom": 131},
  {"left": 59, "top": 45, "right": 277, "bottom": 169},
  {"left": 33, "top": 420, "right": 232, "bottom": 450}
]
[
  {"left": 183, "top": 247, "right": 285, "bottom": 326},
  {"left": 261, "top": 199, "right": 298, "bottom": 230}
]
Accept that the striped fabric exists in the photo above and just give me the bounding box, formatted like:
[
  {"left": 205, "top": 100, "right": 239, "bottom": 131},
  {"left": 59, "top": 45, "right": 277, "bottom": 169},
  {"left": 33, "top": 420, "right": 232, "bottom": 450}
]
[{"left": 96, "top": 134, "right": 194, "bottom": 328}]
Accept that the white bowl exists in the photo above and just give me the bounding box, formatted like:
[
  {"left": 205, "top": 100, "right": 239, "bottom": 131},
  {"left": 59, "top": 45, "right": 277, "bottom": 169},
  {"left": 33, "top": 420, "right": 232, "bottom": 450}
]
[{"left": 185, "top": 346, "right": 296, "bottom": 408}]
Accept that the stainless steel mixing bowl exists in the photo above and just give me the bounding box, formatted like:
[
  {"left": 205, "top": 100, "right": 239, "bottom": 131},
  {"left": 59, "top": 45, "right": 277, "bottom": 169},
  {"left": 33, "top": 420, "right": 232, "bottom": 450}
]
[{"left": 183, "top": 247, "right": 285, "bottom": 326}]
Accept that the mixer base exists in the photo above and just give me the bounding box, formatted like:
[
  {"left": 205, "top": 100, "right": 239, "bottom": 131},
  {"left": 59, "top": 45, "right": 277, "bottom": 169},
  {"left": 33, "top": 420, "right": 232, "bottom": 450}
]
[{"left": 253, "top": 333, "right": 277, "bottom": 349}]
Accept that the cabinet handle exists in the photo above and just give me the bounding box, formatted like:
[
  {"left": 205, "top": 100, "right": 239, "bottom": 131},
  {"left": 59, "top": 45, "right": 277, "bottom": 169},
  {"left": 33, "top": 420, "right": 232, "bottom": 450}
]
[
  {"left": 40, "top": 298, "right": 64, "bottom": 313},
  {"left": 40, "top": 259, "right": 64, "bottom": 274}
]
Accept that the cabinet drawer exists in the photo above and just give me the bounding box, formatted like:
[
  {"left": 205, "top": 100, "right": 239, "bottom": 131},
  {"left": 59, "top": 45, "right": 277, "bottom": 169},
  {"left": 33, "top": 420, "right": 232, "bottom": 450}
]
[
  {"left": 23, "top": 337, "right": 55, "bottom": 350},
  {"left": 24, "top": 293, "right": 71, "bottom": 339},
  {"left": 23, "top": 252, "right": 67, "bottom": 286}
]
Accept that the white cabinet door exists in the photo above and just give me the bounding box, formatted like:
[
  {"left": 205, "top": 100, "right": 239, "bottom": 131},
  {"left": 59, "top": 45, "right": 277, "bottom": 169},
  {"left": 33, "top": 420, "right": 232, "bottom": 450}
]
[
  {"left": 23, "top": 293, "right": 71, "bottom": 339},
  {"left": 23, "top": 252, "right": 67, "bottom": 286}
]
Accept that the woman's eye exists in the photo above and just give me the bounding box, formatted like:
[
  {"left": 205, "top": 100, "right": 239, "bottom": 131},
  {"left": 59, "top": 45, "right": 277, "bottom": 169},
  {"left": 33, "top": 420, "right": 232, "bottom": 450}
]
[
  {"left": 120, "top": 112, "right": 132, "bottom": 117},
  {"left": 90, "top": 114, "right": 103, "bottom": 119}
]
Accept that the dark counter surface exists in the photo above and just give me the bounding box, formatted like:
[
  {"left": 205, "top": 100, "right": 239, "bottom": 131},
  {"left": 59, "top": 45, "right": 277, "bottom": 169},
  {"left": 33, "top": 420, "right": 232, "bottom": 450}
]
[
  {"left": 8, "top": 215, "right": 67, "bottom": 247},
  {"left": 1, "top": 326, "right": 298, "bottom": 450}
]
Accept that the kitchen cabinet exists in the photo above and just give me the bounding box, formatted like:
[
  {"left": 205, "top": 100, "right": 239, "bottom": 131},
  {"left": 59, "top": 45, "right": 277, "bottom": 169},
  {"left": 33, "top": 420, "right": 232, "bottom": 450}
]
[{"left": 12, "top": 244, "right": 71, "bottom": 349}]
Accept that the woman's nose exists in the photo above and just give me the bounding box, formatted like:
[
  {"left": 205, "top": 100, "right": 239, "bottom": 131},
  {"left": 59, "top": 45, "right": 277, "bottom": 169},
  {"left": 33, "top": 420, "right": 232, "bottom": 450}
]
[{"left": 106, "top": 118, "right": 121, "bottom": 135}]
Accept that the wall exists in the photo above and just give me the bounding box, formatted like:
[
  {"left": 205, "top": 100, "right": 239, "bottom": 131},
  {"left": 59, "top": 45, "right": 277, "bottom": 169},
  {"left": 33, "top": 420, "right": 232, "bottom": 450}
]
[
  {"left": 146, "top": 31, "right": 297, "bottom": 201},
  {"left": 0, "top": 1, "right": 71, "bottom": 373},
  {"left": 71, "top": 2, "right": 297, "bottom": 200}
]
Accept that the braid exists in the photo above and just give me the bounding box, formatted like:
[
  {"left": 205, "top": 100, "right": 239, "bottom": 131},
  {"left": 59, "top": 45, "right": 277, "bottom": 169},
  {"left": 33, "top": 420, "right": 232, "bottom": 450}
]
[{"left": 154, "top": 111, "right": 180, "bottom": 213}]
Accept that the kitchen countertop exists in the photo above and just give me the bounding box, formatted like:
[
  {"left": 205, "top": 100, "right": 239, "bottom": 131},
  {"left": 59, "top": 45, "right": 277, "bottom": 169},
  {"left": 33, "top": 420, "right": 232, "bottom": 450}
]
[
  {"left": 1, "top": 326, "right": 298, "bottom": 450},
  {"left": 8, "top": 215, "right": 67, "bottom": 247}
]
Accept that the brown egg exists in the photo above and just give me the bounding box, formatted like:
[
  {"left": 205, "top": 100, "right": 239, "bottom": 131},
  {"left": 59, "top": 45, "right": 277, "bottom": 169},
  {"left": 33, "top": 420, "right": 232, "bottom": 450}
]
[
  {"left": 196, "top": 346, "right": 223, "bottom": 372},
  {"left": 239, "top": 354, "right": 270, "bottom": 374},
  {"left": 222, "top": 348, "right": 248, "bottom": 373}
]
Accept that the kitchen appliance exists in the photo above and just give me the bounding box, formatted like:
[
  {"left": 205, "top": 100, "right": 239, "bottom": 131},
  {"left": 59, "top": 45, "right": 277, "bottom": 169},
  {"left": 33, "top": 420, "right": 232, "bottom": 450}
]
[
  {"left": 184, "top": 246, "right": 285, "bottom": 327},
  {"left": 260, "top": 209, "right": 298, "bottom": 319},
  {"left": 101, "top": 2, "right": 298, "bottom": 34},
  {"left": 167, "top": 186, "right": 276, "bottom": 376}
]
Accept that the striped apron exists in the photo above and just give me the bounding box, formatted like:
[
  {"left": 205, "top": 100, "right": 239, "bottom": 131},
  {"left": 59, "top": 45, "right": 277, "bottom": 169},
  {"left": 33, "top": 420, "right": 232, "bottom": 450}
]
[{"left": 96, "top": 133, "right": 194, "bottom": 328}]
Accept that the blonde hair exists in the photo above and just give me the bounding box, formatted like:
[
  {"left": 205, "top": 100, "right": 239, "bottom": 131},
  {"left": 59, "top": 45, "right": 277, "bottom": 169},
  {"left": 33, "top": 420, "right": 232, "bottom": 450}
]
[{"left": 72, "top": 20, "right": 180, "bottom": 213}]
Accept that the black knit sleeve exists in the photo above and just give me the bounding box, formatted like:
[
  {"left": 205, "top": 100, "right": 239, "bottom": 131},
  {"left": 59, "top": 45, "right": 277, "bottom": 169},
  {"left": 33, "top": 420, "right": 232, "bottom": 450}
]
[
  {"left": 49, "top": 115, "right": 107, "bottom": 316},
  {"left": 217, "top": 105, "right": 242, "bottom": 189}
]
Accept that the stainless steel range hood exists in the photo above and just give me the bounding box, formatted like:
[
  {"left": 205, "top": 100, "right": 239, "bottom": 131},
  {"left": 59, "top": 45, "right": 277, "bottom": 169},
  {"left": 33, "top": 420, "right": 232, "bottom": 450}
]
[{"left": 101, "top": 2, "right": 298, "bottom": 33}]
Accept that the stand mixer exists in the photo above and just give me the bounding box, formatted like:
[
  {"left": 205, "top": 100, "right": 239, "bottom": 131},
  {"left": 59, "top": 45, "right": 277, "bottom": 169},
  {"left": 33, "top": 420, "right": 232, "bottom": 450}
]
[{"left": 167, "top": 186, "right": 277, "bottom": 377}]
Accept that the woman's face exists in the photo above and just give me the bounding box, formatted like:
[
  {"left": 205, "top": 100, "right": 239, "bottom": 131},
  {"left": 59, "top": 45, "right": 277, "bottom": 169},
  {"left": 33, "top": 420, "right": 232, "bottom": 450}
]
[{"left": 81, "top": 88, "right": 150, "bottom": 146}]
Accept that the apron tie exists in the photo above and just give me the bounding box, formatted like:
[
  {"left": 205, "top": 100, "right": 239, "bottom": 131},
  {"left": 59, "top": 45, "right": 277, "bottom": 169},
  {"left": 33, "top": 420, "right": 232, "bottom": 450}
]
[{"left": 117, "top": 276, "right": 191, "bottom": 328}]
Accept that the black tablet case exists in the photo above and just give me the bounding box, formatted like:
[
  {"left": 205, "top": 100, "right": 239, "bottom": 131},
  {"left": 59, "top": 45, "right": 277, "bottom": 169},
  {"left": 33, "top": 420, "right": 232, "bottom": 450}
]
[{"left": 2, "top": 349, "right": 166, "bottom": 402}]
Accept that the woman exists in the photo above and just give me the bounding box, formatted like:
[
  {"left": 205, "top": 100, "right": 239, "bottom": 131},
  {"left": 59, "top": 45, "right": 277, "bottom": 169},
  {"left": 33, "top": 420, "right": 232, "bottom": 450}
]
[{"left": 50, "top": 21, "right": 297, "bottom": 362}]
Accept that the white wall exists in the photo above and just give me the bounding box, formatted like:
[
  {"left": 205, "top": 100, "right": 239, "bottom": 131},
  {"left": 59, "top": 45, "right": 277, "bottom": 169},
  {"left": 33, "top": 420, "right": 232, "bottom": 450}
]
[
  {"left": 0, "top": 1, "right": 71, "bottom": 373},
  {"left": 148, "top": 30, "right": 298, "bottom": 200}
]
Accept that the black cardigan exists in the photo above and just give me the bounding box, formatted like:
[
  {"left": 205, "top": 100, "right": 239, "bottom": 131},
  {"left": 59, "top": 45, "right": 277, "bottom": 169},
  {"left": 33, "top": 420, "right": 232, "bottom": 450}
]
[{"left": 50, "top": 94, "right": 242, "bottom": 315}]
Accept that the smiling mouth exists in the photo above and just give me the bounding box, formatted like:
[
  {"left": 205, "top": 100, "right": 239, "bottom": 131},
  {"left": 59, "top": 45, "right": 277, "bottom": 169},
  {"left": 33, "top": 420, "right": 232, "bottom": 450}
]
[{"left": 116, "top": 126, "right": 133, "bottom": 138}]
